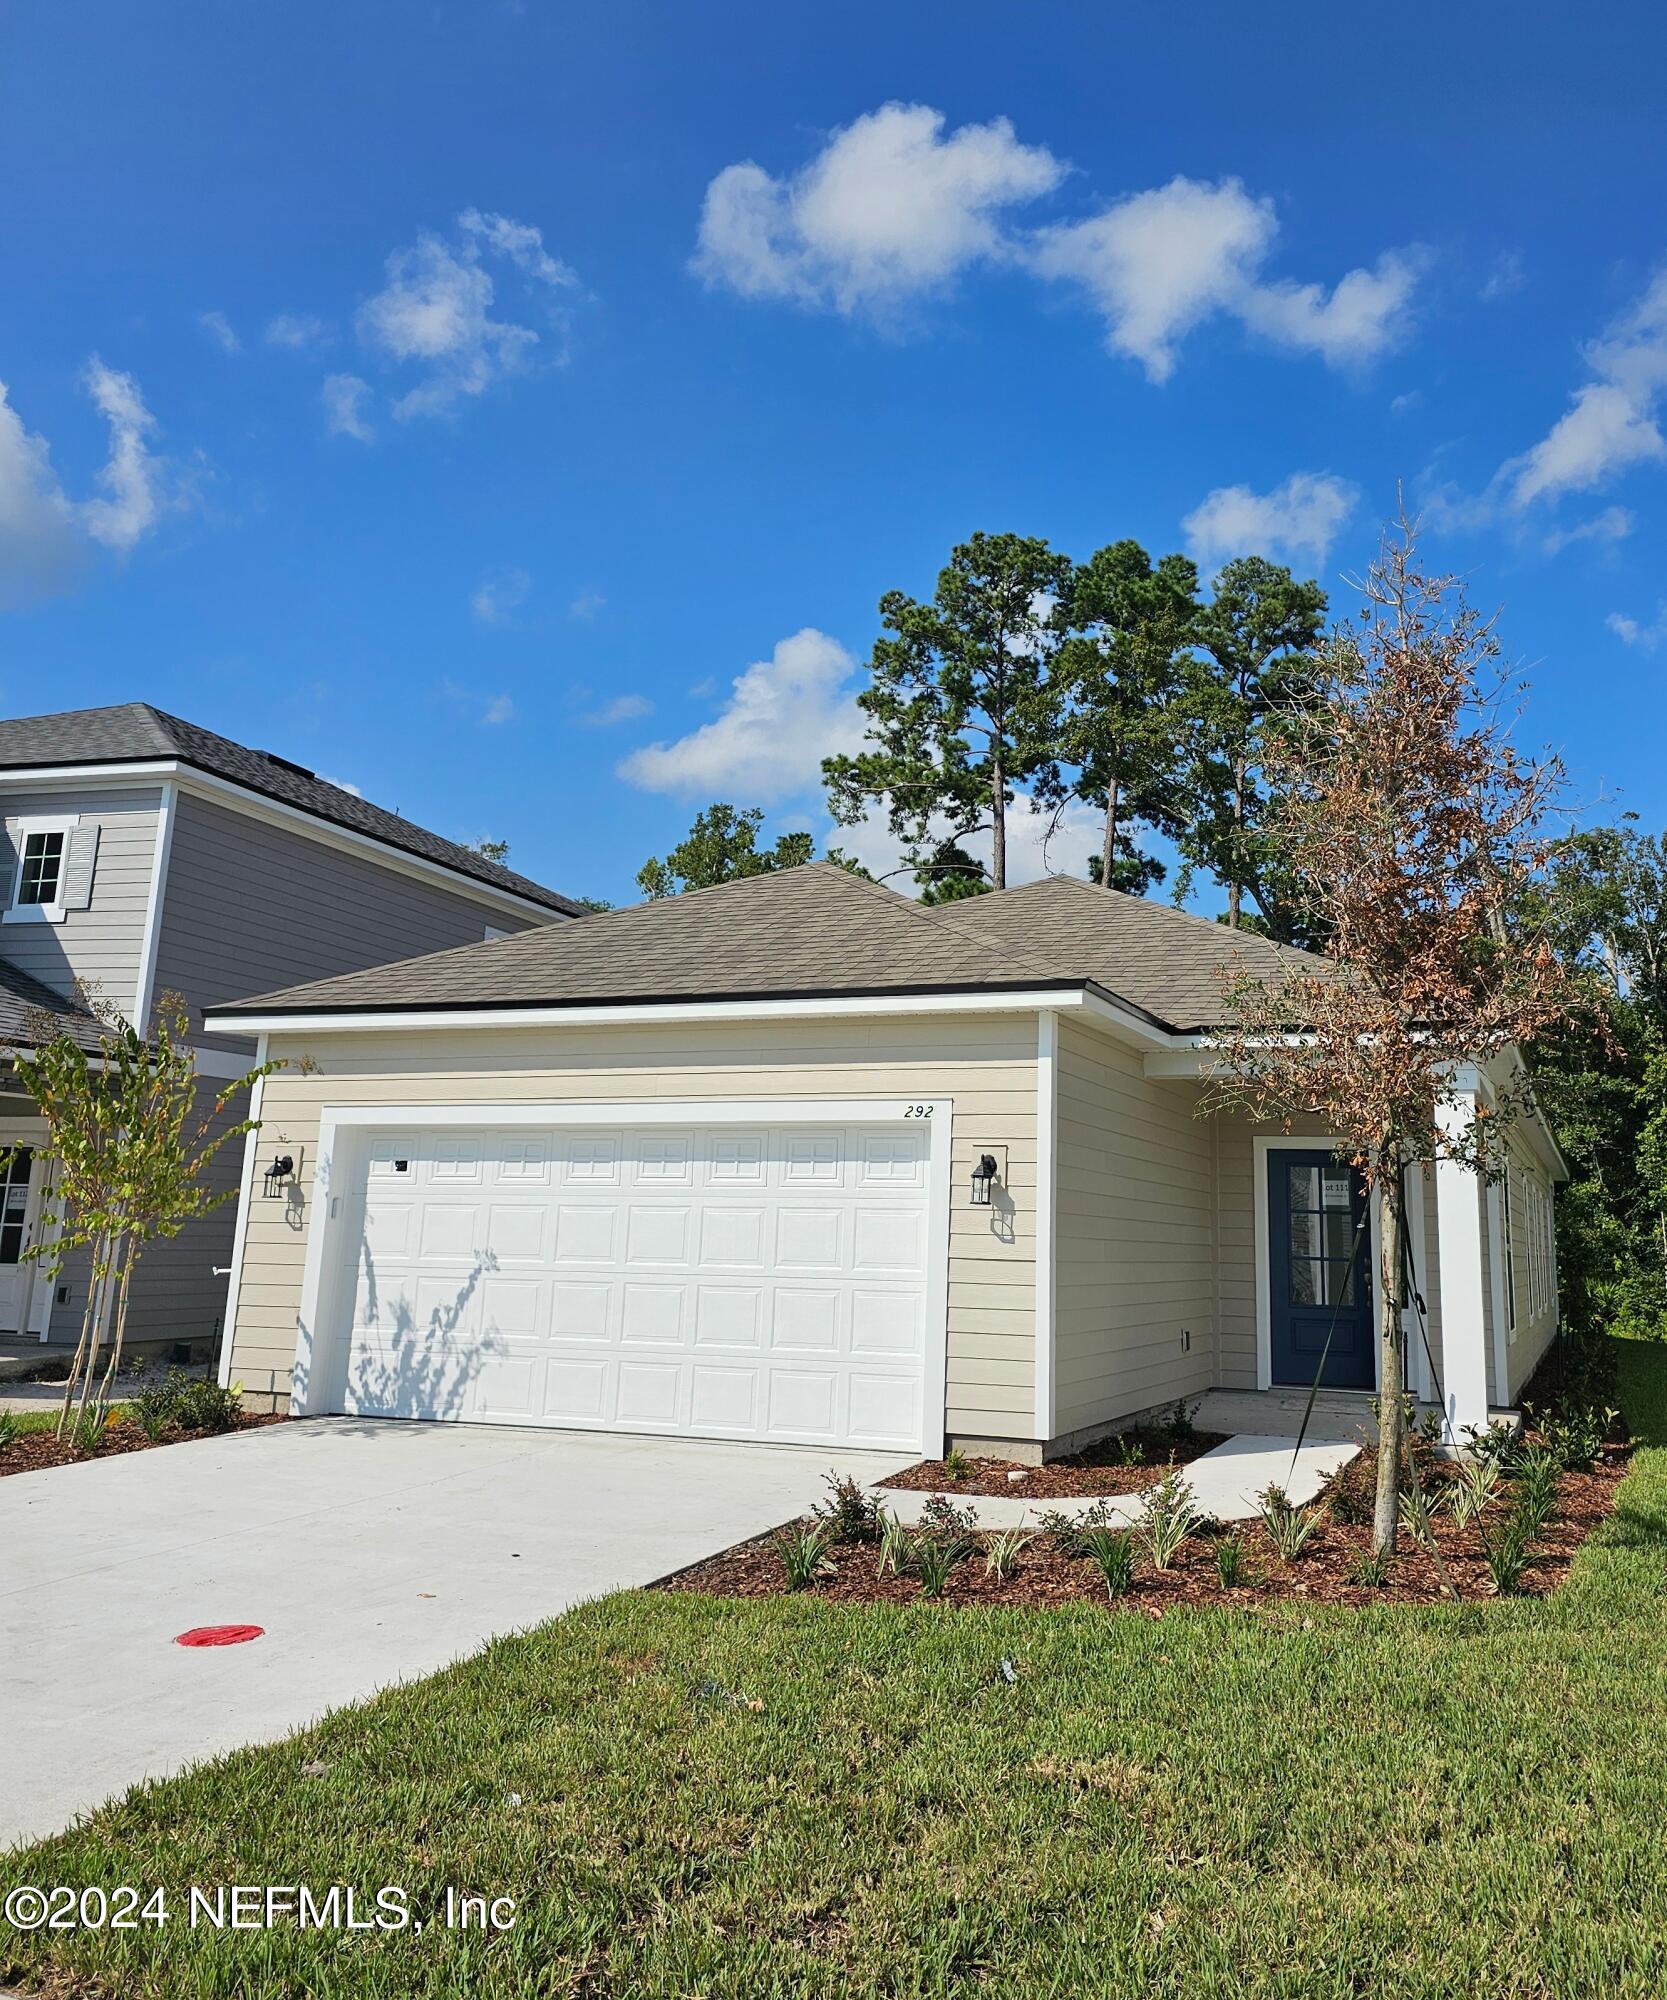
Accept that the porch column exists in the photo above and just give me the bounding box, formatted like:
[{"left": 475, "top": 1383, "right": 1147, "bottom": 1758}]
[{"left": 1434, "top": 1090, "right": 1492, "bottom": 1446}]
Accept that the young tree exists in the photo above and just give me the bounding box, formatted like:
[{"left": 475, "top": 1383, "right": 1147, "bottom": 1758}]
[
  {"left": 1050, "top": 538, "right": 1200, "bottom": 895},
  {"left": 1200, "top": 526, "right": 1595, "bottom": 1551},
  {"left": 19, "top": 992, "right": 286, "bottom": 1435},
  {"left": 637, "top": 803, "right": 817, "bottom": 899},
  {"left": 466, "top": 837, "right": 511, "bottom": 863},
  {"left": 823, "top": 532, "right": 1073, "bottom": 893},
  {"left": 1181, "top": 557, "right": 1328, "bottom": 938}
]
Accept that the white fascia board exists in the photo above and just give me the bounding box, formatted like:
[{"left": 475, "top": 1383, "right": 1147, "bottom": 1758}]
[
  {"left": 0, "top": 759, "right": 569, "bottom": 928},
  {"left": 204, "top": 986, "right": 1097, "bottom": 1038}
]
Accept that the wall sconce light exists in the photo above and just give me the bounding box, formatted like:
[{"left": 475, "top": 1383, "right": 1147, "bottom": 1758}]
[
  {"left": 262, "top": 1153, "right": 295, "bottom": 1198},
  {"left": 970, "top": 1153, "right": 999, "bottom": 1206}
]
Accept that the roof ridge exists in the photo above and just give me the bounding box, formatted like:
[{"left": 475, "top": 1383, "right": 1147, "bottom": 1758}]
[{"left": 818, "top": 864, "right": 1071, "bottom": 980}]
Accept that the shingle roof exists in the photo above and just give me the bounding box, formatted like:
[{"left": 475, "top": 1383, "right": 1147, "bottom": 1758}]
[
  {"left": 928, "top": 874, "right": 1335, "bottom": 1032},
  {"left": 207, "top": 861, "right": 1333, "bottom": 1031},
  {"left": 0, "top": 959, "right": 107, "bottom": 1054},
  {"left": 0, "top": 702, "right": 581, "bottom": 916},
  {"left": 211, "top": 863, "right": 1080, "bottom": 1018}
]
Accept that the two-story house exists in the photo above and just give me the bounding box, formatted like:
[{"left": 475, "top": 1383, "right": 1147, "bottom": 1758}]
[{"left": 0, "top": 702, "right": 579, "bottom": 1357}]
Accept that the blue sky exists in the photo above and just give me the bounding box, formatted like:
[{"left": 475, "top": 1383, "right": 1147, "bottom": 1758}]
[{"left": 3, "top": 1, "right": 1665, "bottom": 908}]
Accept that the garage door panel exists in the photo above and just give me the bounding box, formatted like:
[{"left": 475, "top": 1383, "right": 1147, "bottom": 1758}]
[
  {"left": 554, "top": 1205, "right": 617, "bottom": 1263},
  {"left": 344, "top": 1121, "right": 934, "bottom": 1449}
]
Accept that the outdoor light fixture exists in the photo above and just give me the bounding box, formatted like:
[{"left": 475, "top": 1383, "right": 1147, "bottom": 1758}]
[
  {"left": 970, "top": 1153, "right": 999, "bottom": 1206},
  {"left": 262, "top": 1153, "right": 295, "bottom": 1197}
]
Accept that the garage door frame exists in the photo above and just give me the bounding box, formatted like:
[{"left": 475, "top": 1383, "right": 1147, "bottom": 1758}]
[{"left": 290, "top": 1096, "right": 955, "bottom": 1454}]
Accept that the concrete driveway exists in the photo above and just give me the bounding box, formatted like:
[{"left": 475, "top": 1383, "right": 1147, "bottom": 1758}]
[{"left": 0, "top": 1417, "right": 908, "bottom": 1850}]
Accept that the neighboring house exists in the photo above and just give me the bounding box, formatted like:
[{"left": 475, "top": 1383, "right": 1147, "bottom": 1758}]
[
  {"left": 207, "top": 864, "right": 1566, "bottom": 1459},
  {"left": 0, "top": 702, "right": 581, "bottom": 1353}
]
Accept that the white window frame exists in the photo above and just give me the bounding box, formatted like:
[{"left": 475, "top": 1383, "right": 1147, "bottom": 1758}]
[{"left": 3, "top": 814, "right": 79, "bottom": 926}]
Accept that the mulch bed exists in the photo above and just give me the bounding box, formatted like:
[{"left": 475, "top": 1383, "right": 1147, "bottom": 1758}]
[
  {"left": 0, "top": 1412, "right": 287, "bottom": 1479},
  {"left": 663, "top": 1443, "right": 1631, "bottom": 1611},
  {"left": 878, "top": 1421, "right": 1230, "bottom": 1498}
]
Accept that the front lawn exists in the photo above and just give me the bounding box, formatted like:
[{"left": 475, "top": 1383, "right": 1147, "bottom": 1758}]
[{"left": 8, "top": 1340, "right": 1667, "bottom": 1999}]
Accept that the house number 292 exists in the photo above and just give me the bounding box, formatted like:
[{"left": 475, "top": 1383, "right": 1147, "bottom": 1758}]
[{"left": 903, "top": 1104, "right": 934, "bottom": 1118}]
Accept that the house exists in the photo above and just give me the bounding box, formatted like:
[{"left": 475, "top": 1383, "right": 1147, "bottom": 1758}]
[
  {"left": 0, "top": 702, "right": 581, "bottom": 1355},
  {"left": 205, "top": 864, "right": 1566, "bottom": 1458}
]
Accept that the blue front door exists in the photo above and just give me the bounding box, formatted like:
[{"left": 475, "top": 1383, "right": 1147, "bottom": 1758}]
[{"left": 1267, "top": 1151, "right": 1375, "bottom": 1390}]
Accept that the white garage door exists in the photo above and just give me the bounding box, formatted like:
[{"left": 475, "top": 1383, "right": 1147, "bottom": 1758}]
[{"left": 337, "top": 1121, "right": 933, "bottom": 1451}]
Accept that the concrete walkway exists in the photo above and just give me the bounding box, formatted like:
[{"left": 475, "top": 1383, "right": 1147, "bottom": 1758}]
[
  {"left": 874, "top": 1433, "right": 1359, "bottom": 1528},
  {"left": 0, "top": 1417, "right": 909, "bottom": 1850}
]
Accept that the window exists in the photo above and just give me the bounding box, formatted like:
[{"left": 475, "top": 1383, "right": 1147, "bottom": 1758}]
[
  {"left": 18, "top": 831, "right": 64, "bottom": 907},
  {"left": 0, "top": 1147, "right": 32, "bottom": 1265},
  {"left": 4, "top": 815, "right": 84, "bottom": 923},
  {"left": 1501, "top": 1163, "right": 1517, "bottom": 1340}
]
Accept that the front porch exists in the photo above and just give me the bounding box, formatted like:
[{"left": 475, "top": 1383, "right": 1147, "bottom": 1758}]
[{"left": 1194, "top": 1387, "right": 1523, "bottom": 1448}]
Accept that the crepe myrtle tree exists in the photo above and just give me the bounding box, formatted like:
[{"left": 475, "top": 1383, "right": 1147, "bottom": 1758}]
[
  {"left": 1199, "top": 523, "right": 1597, "bottom": 1551},
  {"left": 16, "top": 991, "right": 296, "bottom": 1437},
  {"left": 824, "top": 532, "right": 1074, "bottom": 895}
]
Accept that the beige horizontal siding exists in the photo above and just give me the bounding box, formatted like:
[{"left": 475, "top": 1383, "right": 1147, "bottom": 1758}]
[
  {"left": 228, "top": 1013, "right": 1037, "bottom": 1438},
  {"left": 1051, "top": 1016, "right": 1215, "bottom": 1434}
]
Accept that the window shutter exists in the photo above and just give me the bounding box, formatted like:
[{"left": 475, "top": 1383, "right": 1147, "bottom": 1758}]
[
  {"left": 0, "top": 826, "right": 15, "bottom": 908},
  {"left": 60, "top": 824, "right": 100, "bottom": 909}
]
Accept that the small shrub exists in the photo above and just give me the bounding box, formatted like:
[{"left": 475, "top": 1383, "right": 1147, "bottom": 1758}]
[
  {"left": 1512, "top": 1442, "right": 1561, "bottom": 1523},
  {"left": 910, "top": 1532, "right": 967, "bottom": 1598},
  {"left": 1108, "top": 1432, "right": 1147, "bottom": 1467},
  {"left": 67, "top": 1410, "right": 110, "bottom": 1459},
  {"left": 1319, "top": 1460, "right": 1374, "bottom": 1526},
  {"left": 1348, "top": 1546, "right": 1393, "bottom": 1588},
  {"left": 814, "top": 1472, "right": 881, "bottom": 1544},
  {"left": 1038, "top": 1499, "right": 1115, "bottom": 1552},
  {"left": 1079, "top": 1526, "right": 1136, "bottom": 1598},
  {"left": 1478, "top": 1503, "right": 1536, "bottom": 1596},
  {"left": 1164, "top": 1398, "right": 1200, "bottom": 1447},
  {"left": 0, "top": 1411, "right": 19, "bottom": 1455},
  {"left": 1446, "top": 1457, "right": 1500, "bottom": 1527},
  {"left": 983, "top": 1527, "right": 1033, "bottom": 1582},
  {"left": 1526, "top": 1399, "right": 1617, "bottom": 1473},
  {"left": 1461, "top": 1420, "right": 1519, "bottom": 1467},
  {"left": 877, "top": 1510, "right": 912, "bottom": 1577},
  {"left": 774, "top": 1521, "right": 834, "bottom": 1591},
  {"left": 1397, "top": 1484, "right": 1437, "bottom": 1549},
  {"left": 1257, "top": 1485, "right": 1322, "bottom": 1562},
  {"left": 1214, "top": 1534, "right": 1249, "bottom": 1589},
  {"left": 1135, "top": 1469, "right": 1199, "bottom": 1571},
  {"left": 919, "top": 1493, "right": 980, "bottom": 1538},
  {"left": 131, "top": 1368, "right": 241, "bottom": 1440},
  {"left": 942, "top": 1445, "right": 972, "bottom": 1483}
]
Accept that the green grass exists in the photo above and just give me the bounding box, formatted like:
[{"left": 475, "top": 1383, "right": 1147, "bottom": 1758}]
[
  {"left": 9, "top": 1341, "right": 1667, "bottom": 1999},
  {"left": 1, "top": 1403, "right": 132, "bottom": 1440}
]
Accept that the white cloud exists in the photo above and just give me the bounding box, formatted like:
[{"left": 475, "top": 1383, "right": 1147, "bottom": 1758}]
[
  {"left": 0, "top": 379, "right": 84, "bottom": 609},
  {"left": 199, "top": 310, "right": 240, "bottom": 353},
  {"left": 0, "top": 363, "right": 182, "bottom": 606},
  {"left": 1503, "top": 268, "right": 1667, "bottom": 507},
  {"left": 582, "top": 693, "right": 652, "bottom": 727},
  {"left": 319, "top": 773, "right": 364, "bottom": 797},
  {"left": 693, "top": 101, "right": 1065, "bottom": 316},
  {"left": 471, "top": 565, "right": 531, "bottom": 624},
  {"left": 1541, "top": 505, "right": 1633, "bottom": 555},
  {"left": 76, "top": 360, "right": 168, "bottom": 554},
  {"left": 619, "top": 628, "right": 864, "bottom": 803},
  {"left": 831, "top": 790, "right": 1103, "bottom": 891},
  {"left": 1480, "top": 250, "right": 1526, "bottom": 302},
  {"left": 1182, "top": 471, "right": 1359, "bottom": 572},
  {"left": 1033, "top": 175, "right": 1420, "bottom": 380},
  {"left": 482, "top": 693, "right": 516, "bottom": 725},
  {"left": 1607, "top": 605, "right": 1667, "bottom": 652},
  {"left": 265, "top": 312, "right": 328, "bottom": 349},
  {"left": 570, "top": 588, "right": 605, "bottom": 619},
  {"left": 322, "top": 373, "right": 373, "bottom": 441},
  {"left": 357, "top": 209, "right": 578, "bottom": 420}
]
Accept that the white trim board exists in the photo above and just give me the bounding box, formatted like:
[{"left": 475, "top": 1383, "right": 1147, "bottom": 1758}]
[
  {"left": 1033, "top": 1010, "right": 1058, "bottom": 1443},
  {"left": 216, "top": 1035, "right": 269, "bottom": 1390},
  {"left": 281, "top": 1096, "right": 954, "bottom": 1458}
]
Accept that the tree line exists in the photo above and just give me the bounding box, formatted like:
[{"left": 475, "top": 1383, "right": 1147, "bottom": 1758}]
[{"left": 635, "top": 530, "right": 1329, "bottom": 937}]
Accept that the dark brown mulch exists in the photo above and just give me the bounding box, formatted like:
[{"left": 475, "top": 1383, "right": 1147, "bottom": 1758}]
[
  {"left": 663, "top": 1444, "right": 1631, "bottom": 1611},
  {"left": 0, "top": 1412, "right": 287, "bottom": 1478},
  {"left": 878, "top": 1423, "right": 1231, "bottom": 1498}
]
